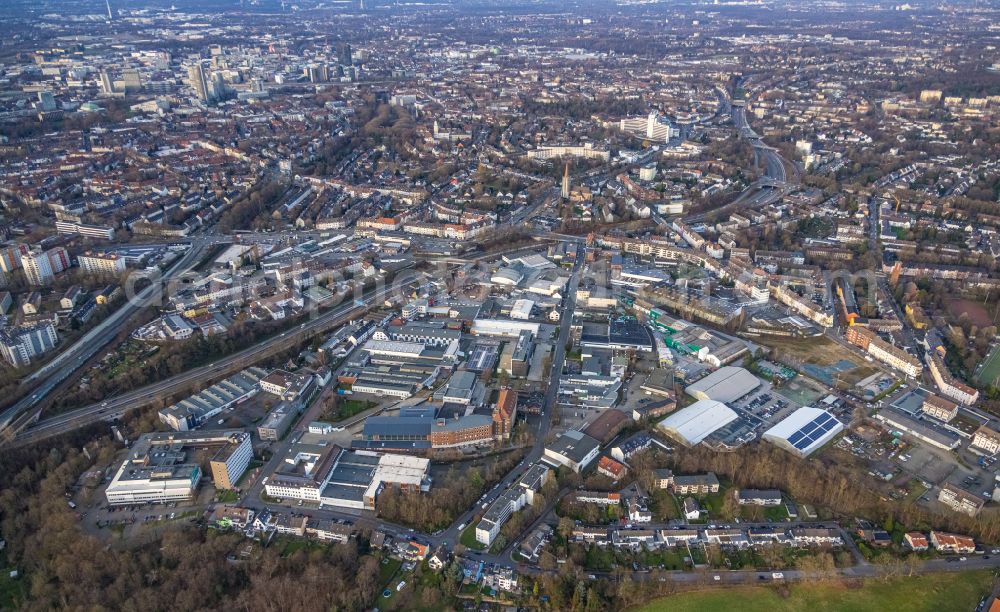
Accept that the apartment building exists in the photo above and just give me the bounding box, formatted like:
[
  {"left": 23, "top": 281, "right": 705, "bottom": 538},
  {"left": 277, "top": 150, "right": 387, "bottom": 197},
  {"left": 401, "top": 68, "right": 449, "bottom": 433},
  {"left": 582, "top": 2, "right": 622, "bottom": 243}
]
[
  {"left": 937, "top": 483, "right": 984, "bottom": 517},
  {"left": 78, "top": 251, "right": 127, "bottom": 275},
  {"left": 22, "top": 249, "right": 57, "bottom": 286},
  {"left": 845, "top": 326, "right": 921, "bottom": 377},
  {"left": 927, "top": 352, "right": 980, "bottom": 405},
  {"left": 476, "top": 463, "right": 550, "bottom": 546},
  {"left": 672, "top": 472, "right": 720, "bottom": 495},
  {"left": 922, "top": 394, "right": 959, "bottom": 422},
  {"left": 930, "top": 531, "right": 976, "bottom": 554},
  {"left": 971, "top": 425, "right": 1000, "bottom": 455},
  {"left": 652, "top": 468, "right": 675, "bottom": 490},
  {"left": 0, "top": 321, "right": 59, "bottom": 367},
  {"left": 55, "top": 220, "right": 116, "bottom": 240}
]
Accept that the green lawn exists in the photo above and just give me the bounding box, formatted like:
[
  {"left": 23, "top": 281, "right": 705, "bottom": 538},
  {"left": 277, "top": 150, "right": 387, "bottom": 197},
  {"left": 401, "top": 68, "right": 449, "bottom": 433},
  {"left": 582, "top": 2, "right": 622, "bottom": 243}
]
[
  {"left": 638, "top": 547, "right": 689, "bottom": 571},
  {"left": 378, "top": 557, "right": 402, "bottom": 589},
  {"left": 637, "top": 571, "right": 993, "bottom": 612},
  {"left": 277, "top": 537, "right": 322, "bottom": 557},
  {"left": 459, "top": 523, "right": 486, "bottom": 551},
  {"left": 709, "top": 547, "right": 763, "bottom": 570},
  {"left": 320, "top": 398, "right": 376, "bottom": 423},
  {"left": 574, "top": 541, "right": 693, "bottom": 572},
  {"left": 698, "top": 485, "right": 730, "bottom": 517},
  {"left": 339, "top": 399, "right": 374, "bottom": 419},
  {"left": 762, "top": 504, "right": 789, "bottom": 522},
  {"left": 978, "top": 342, "right": 1000, "bottom": 385},
  {"left": 0, "top": 568, "right": 26, "bottom": 609},
  {"left": 216, "top": 490, "right": 239, "bottom": 503},
  {"left": 688, "top": 546, "right": 708, "bottom": 566},
  {"left": 903, "top": 479, "right": 929, "bottom": 504}
]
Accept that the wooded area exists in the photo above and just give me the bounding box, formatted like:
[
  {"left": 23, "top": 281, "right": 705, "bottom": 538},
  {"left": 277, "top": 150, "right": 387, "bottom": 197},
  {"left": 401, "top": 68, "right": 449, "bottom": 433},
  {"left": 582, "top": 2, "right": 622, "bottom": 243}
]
[{"left": 0, "top": 435, "right": 386, "bottom": 611}]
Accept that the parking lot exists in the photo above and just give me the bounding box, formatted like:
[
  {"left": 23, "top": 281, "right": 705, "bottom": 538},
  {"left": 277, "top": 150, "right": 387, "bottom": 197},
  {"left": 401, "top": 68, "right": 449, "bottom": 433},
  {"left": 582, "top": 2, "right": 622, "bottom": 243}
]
[
  {"left": 837, "top": 417, "right": 1000, "bottom": 514},
  {"left": 725, "top": 380, "right": 801, "bottom": 435},
  {"left": 80, "top": 485, "right": 216, "bottom": 541}
]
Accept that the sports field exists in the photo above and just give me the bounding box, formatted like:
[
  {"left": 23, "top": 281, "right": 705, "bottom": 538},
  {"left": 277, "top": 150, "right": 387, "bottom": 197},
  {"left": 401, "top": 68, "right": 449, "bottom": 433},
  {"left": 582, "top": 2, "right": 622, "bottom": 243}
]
[
  {"left": 637, "top": 571, "right": 992, "bottom": 612},
  {"left": 948, "top": 298, "right": 993, "bottom": 328},
  {"left": 758, "top": 336, "right": 876, "bottom": 387},
  {"left": 977, "top": 343, "right": 1000, "bottom": 386}
]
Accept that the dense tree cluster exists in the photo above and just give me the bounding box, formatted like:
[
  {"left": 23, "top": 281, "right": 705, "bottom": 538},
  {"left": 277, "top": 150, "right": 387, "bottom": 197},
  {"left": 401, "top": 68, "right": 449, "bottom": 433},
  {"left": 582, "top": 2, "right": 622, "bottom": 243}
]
[
  {"left": 671, "top": 444, "right": 1000, "bottom": 543},
  {"left": 519, "top": 95, "right": 648, "bottom": 123},
  {"left": 377, "top": 452, "right": 525, "bottom": 531},
  {"left": 217, "top": 180, "right": 291, "bottom": 232},
  {"left": 0, "top": 438, "right": 385, "bottom": 611},
  {"left": 48, "top": 315, "right": 306, "bottom": 416}
]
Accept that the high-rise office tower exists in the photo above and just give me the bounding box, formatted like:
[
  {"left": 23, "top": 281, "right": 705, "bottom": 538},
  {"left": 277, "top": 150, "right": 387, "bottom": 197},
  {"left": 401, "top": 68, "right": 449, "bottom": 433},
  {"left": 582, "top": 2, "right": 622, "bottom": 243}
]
[
  {"left": 306, "top": 64, "right": 329, "bottom": 82},
  {"left": 210, "top": 71, "right": 227, "bottom": 100},
  {"left": 338, "top": 42, "right": 352, "bottom": 66},
  {"left": 37, "top": 91, "right": 56, "bottom": 112},
  {"left": 122, "top": 69, "right": 142, "bottom": 93},
  {"left": 187, "top": 63, "right": 210, "bottom": 102},
  {"left": 106, "top": 0, "right": 113, "bottom": 20},
  {"left": 100, "top": 70, "right": 115, "bottom": 95},
  {"left": 561, "top": 163, "right": 570, "bottom": 199}
]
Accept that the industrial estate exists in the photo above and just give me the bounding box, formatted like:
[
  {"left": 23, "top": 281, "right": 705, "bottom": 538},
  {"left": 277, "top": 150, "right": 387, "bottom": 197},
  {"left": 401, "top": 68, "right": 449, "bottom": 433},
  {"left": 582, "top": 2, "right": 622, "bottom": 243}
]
[{"left": 3, "top": 0, "right": 1000, "bottom": 610}]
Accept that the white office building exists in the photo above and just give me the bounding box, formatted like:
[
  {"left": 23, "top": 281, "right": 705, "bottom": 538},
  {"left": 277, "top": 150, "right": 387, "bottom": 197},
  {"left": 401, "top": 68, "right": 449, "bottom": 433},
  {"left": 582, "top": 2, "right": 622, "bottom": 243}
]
[{"left": 105, "top": 431, "right": 249, "bottom": 505}]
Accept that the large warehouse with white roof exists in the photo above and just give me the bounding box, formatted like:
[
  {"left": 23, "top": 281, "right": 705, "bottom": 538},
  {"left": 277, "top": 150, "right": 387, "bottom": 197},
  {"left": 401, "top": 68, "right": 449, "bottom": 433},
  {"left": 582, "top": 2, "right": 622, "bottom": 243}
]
[
  {"left": 657, "top": 399, "right": 739, "bottom": 446},
  {"left": 685, "top": 366, "right": 761, "bottom": 403},
  {"left": 762, "top": 407, "right": 844, "bottom": 457}
]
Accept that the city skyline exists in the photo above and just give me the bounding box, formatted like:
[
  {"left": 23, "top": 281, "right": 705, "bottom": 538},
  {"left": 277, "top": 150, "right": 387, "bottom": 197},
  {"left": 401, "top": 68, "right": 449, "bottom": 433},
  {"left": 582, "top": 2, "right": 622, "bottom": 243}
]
[{"left": 1, "top": 0, "right": 1000, "bottom": 609}]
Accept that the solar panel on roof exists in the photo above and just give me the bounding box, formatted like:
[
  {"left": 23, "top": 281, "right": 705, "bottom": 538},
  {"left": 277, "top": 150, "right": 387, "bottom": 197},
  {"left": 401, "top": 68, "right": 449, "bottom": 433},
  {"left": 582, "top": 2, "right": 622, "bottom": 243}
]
[
  {"left": 812, "top": 417, "right": 836, "bottom": 434},
  {"left": 774, "top": 410, "right": 843, "bottom": 453},
  {"left": 807, "top": 416, "right": 827, "bottom": 429}
]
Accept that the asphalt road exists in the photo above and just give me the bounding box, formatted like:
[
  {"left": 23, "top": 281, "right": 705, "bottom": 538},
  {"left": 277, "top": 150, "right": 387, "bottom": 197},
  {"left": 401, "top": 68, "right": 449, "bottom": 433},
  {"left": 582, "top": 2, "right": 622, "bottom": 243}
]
[
  {"left": 427, "top": 243, "right": 586, "bottom": 548},
  {"left": 681, "top": 99, "right": 794, "bottom": 225},
  {"left": 683, "top": 180, "right": 786, "bottom": 225},
  {"left": 562, "top": 552, "right": 1000, "bottom": 584},
  {"left": 234, "top": 242, "right": 587, "bottom": 558},
  {"left": 732, "top": 105, "right": 795, "bottom": 185},
  {"left": 0, "top": 241, "right": 209, "bottom": 433},
  {"left": 6, "top": 276, "right": 419, "bottom": 447}
]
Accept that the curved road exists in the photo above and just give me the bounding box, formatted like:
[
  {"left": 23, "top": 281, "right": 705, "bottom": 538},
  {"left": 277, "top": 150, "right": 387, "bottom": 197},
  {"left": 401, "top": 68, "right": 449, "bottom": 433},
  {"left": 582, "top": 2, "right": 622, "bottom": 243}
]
[{"left": 681, "top": 98, "right": 797, "bottom": 225}]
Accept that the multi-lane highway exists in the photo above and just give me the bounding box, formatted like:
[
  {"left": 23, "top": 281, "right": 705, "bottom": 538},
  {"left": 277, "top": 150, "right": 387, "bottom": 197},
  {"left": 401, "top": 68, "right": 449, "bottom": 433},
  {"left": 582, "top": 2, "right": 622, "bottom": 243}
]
[
  {"left": 682, "top": 179, "right": 788, "bottom": 225},
  {"left": 732, "top": 103, "right": 797, "bottom": 185},
  {"left": 0, "top": 241, "right": 210, "bottom": 434},
  {"left": 677, "top": 98, "right": 797, "bottom": 226},
  {"left": 6, "top": 275, "right": 422, "bottom": 447}
]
